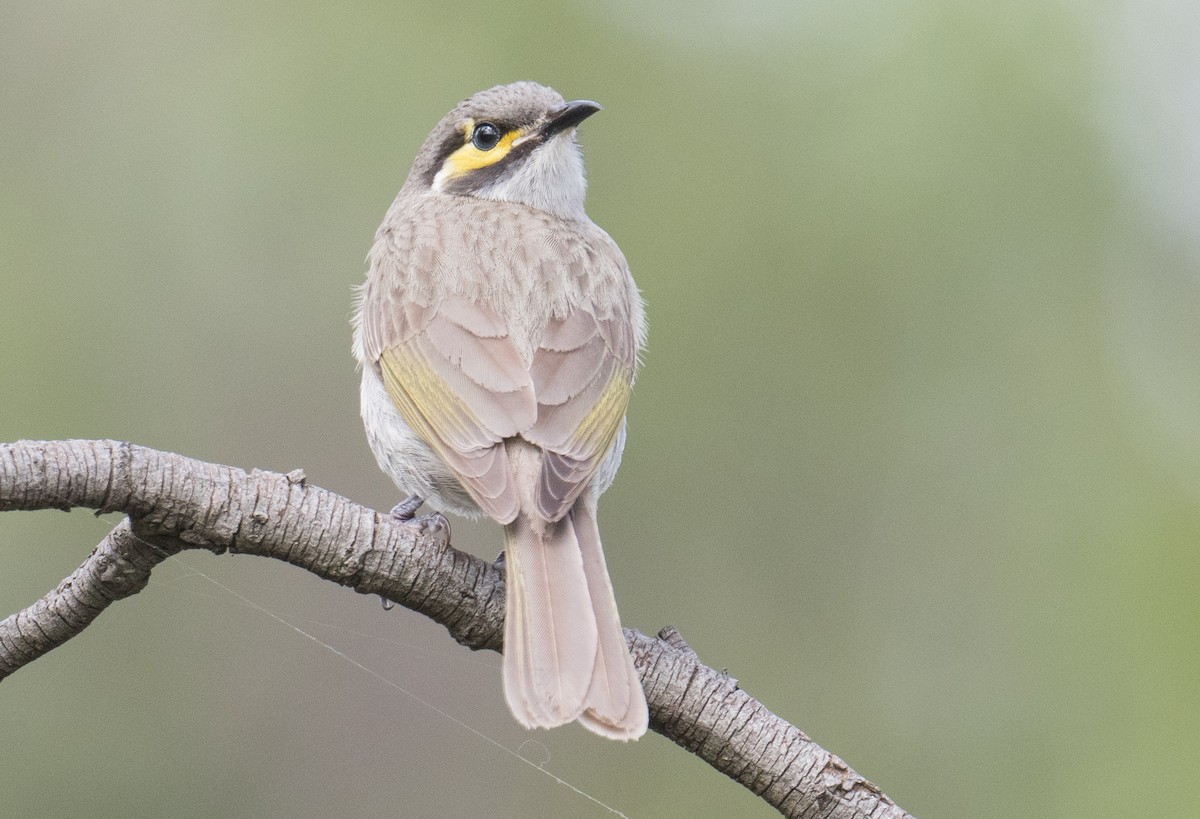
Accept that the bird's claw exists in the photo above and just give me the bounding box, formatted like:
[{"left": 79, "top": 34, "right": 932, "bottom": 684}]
[{"left": 418, "top": 511, "right": 451, "bottom": 543}]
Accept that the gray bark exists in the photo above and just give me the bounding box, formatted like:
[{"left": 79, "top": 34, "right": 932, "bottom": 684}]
[{"left": 0, "top": 439, "right": 914, "bottom": 819}]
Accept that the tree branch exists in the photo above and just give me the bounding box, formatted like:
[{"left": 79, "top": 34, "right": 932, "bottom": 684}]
[{"left": 0, "top": 439, "right": 914, "bottom": 819}]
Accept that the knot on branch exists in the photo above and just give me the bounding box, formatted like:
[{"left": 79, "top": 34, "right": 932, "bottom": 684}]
[{"left": 93, "top": 547, "right": 152, "bottom": 596}]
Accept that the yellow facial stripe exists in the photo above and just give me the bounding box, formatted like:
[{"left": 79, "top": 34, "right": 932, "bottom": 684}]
[{"left": 439, "top": 119, "right": 524, "bottom": 181}]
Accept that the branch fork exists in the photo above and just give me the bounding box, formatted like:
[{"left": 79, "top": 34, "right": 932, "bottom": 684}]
[{"left": 1, "top": 439, "right": 913, "bottom": 819}]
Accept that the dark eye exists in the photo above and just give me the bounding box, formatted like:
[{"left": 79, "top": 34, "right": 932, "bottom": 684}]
[{"left": 471, "top": 122, "right": 502, "bottom": 151}]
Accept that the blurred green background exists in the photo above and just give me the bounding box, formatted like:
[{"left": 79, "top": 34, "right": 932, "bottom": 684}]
[{"left": 3, "top": 1, "right": 1199, "bottom": 817}]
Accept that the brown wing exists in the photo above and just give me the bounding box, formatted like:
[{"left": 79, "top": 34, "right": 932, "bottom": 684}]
[
  {"left": 371, "top": 293, "right": 536, "bottom": 524},
  {"left": 361, "top": 196, "right": 640, "bottom": 525},
  {"left": 524, "top": 308, "right": 636, "bottom": 522}
]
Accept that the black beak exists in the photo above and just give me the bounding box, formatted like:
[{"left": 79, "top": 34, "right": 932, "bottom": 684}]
[{"left": 543, "top": 99, "right": 603, "bottom": 137}]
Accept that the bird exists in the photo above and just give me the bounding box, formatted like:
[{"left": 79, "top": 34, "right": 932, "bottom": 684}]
[{"left": 352, "top": 82, "right": 648, "bottom": 740}]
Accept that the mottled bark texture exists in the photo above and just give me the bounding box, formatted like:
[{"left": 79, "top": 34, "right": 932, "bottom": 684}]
[{"left": 0, "top": 439, "right": 914, "bottom": 819}]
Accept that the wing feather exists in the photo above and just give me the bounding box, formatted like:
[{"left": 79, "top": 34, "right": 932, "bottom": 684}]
[
  {"left": 526, "top": 310, "right": 635, "bottom": 521},
  {"left": 375, "top": 297, "right": 535, "bottom": 524}
]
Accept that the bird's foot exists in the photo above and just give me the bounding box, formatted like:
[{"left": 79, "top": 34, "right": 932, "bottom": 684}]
[
  {"left": 417, "top": 511, "right": 451, "bottom": 543},
  {"left": 387, "top": 495, "right": 449, "bottom": 543},
  {"left": 389, "top": 494, "right": 424, "bottom": 521}
]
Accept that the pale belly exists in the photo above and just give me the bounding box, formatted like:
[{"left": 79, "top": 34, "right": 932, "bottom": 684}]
[{"left": 359, "top": 364, "right": 483, "bottom": 518}]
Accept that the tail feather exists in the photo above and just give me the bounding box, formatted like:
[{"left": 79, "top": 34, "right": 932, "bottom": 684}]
[
  {"left": 501, "top": 502, "right": 648, "bottom": 740},
  {"left": 574, "top": 502, "right": 648, "bottom": 740},
  {"left": 503, "top": 514, "right": 598, "bottom": 728}
]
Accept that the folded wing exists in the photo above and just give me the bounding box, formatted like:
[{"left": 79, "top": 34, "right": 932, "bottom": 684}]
[
  {"left": 526, "top": 308, "right": 636, "bottom": 522},
  {"left": 371, "top": 293, "right": 536, "bottom": 524}
]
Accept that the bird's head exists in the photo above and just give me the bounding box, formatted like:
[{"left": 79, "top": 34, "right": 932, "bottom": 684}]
[{"left": 404, "top": 82, "right": 602, "bottom": 220}]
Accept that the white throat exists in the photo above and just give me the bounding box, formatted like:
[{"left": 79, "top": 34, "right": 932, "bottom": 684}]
[{"left": 473, "top": 133, "right": 589, "bottom": 220}]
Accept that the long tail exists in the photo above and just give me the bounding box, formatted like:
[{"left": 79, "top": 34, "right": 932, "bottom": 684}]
[
  {"left": 572, "top": 501, "right": 648, "bottom": 740},
  {"left": 502, "top": 502, "right": 647, "bottom": 740}
]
